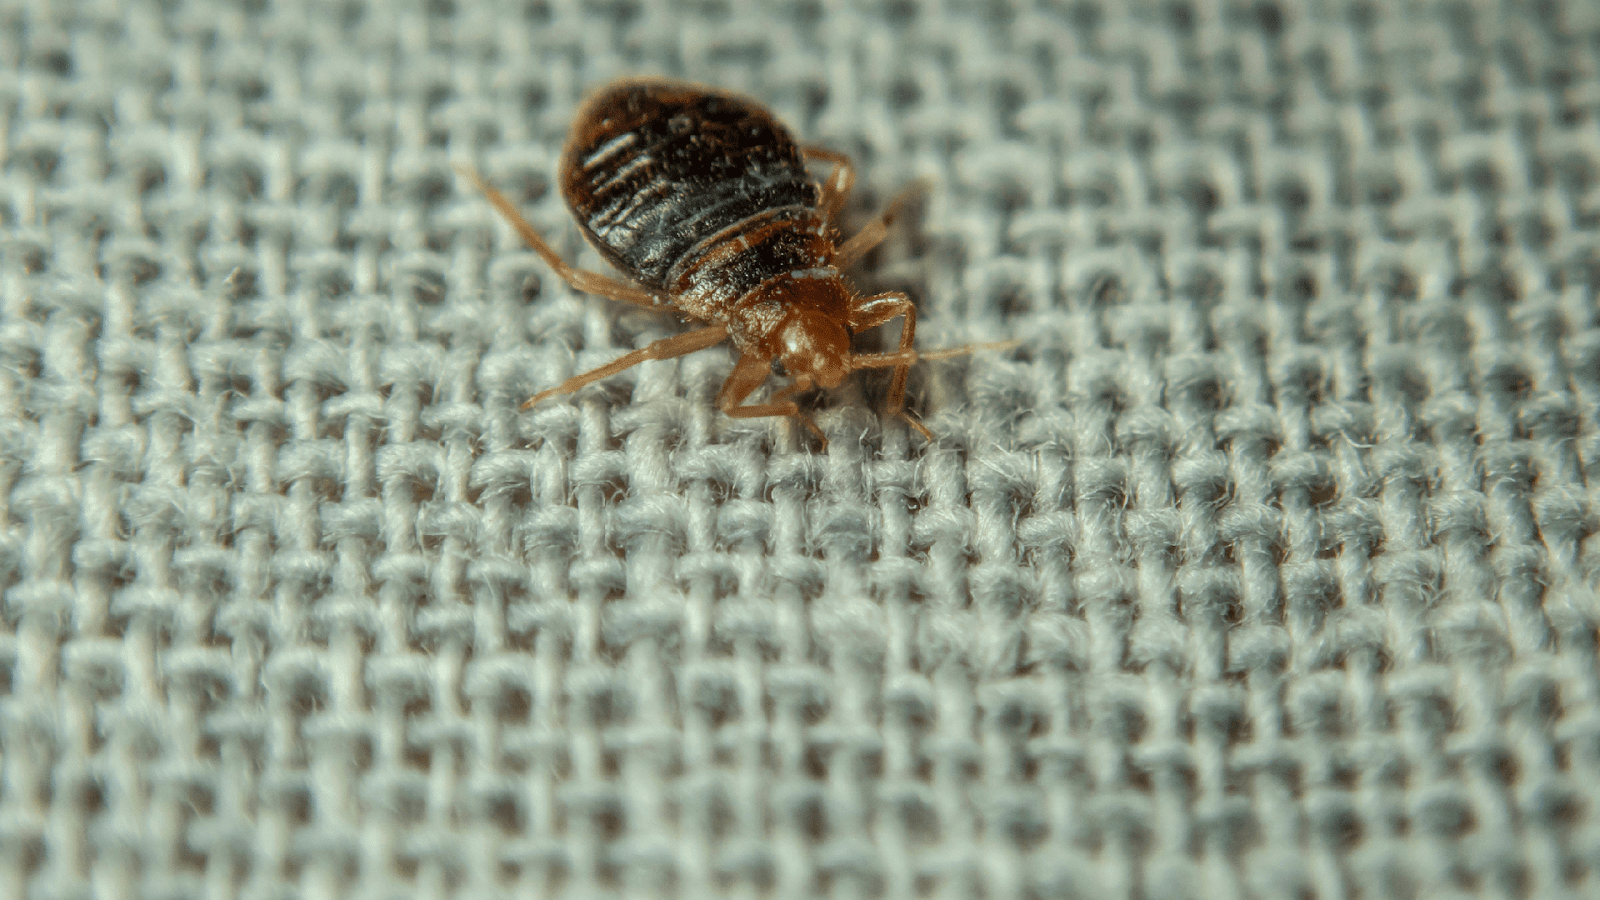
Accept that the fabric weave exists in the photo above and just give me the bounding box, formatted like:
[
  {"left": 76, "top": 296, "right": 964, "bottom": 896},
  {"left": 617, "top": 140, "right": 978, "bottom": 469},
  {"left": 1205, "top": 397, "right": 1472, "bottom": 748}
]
[{"left": 1, "top": 0, "right": 1598, "bottom": 898}]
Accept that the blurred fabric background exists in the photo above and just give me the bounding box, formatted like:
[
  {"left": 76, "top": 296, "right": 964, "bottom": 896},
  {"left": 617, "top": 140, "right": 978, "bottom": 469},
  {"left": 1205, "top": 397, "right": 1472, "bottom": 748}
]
[{"left": 1, "top": 0, "right": 1598, "bottom": 897}]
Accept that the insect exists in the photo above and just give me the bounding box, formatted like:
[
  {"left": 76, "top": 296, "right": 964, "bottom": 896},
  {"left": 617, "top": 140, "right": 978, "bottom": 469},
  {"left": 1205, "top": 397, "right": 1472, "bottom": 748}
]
[{"left": 459, "top": 78, "right": 997, "bottom": 445}]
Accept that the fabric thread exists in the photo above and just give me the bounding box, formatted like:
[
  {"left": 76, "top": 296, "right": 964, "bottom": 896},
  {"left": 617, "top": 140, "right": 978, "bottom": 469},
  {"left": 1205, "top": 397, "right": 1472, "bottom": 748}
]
[{"left": 0, "top": 0, "right": 1598, "bottom": 898}]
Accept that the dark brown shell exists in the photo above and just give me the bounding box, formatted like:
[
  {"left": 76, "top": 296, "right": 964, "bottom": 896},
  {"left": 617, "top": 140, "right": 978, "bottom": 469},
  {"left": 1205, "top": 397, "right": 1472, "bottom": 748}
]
[{"left": 559, "top": 81, "right": 825, "bottom": 297}]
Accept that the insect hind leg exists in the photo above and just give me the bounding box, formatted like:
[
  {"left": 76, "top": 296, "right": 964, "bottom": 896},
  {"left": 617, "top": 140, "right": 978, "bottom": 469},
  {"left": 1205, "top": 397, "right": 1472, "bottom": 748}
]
[
  {"left": 455, "top": 164, "right": 660, "bottom": 310},
  {"left": 803, "top": 145, "right": 855, "bottom": 233},
  {"left": 835, "top": 179, "right": 930, "bottom": 269}
]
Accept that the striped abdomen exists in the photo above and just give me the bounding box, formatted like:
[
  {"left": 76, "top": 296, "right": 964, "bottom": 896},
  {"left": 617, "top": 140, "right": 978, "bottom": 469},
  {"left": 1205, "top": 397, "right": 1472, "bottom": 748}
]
[{"left": 559, "top": 81, "right": 832, "bottom": 319}]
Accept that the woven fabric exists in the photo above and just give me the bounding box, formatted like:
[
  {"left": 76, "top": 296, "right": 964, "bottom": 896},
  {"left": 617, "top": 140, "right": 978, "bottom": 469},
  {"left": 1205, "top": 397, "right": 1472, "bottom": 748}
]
[{"left": 3, "top": 0, "right": 1599, "bottom": 897}]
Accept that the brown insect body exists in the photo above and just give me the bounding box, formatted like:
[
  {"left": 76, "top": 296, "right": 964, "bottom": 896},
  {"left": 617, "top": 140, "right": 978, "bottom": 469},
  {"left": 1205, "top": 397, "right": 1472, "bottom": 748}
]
[
  {"left": 459, "top": 78, "right": 985, "bottom": 444},
  {"left": 560, "top": 82, "right": 854, "bottom": 389}
]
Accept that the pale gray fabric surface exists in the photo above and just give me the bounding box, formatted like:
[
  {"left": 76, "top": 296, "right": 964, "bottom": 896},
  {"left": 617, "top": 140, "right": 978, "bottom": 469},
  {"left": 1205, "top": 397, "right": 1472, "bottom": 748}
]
[{"left": 2, "top": 0, "right": 1599, "bottom": 898}]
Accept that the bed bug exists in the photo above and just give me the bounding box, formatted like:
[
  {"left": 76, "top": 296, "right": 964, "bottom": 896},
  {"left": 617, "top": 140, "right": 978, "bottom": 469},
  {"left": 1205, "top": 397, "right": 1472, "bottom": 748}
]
[{"left": 459, "top": 78, "right": 997, "bottom": 444}]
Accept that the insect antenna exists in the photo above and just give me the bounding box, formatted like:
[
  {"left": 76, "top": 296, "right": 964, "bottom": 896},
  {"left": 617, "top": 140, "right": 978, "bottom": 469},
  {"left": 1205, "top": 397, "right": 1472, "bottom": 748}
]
[{"left": 847, "top": 339, "right": 1019, "bottom": 370}]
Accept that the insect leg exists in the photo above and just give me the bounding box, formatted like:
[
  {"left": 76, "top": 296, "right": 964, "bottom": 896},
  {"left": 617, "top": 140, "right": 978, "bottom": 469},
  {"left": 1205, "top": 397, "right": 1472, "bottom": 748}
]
[
  {"left": 716, "top": 354, "right": 827, "bottom": 446},
  {"left": 455, "top": 165, "right": 662, "bottom": 310},
  {"left": 523, "top": 325, "right": 729, "bottom": 410},
  {"left": 849, "top": 292, "right": 934, "bottom": 441},
  {"left": 835, "top": 178, "right": 930, "bottom": 269},
  {"left": 803, "top": 146, "right": 855, "bottom": 232}
]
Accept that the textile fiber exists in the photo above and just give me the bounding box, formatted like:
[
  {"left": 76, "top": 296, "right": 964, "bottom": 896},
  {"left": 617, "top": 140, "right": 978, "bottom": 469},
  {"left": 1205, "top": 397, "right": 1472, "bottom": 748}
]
[{"left": 2, "top": 0, "right": 1599, "bottom": 898}]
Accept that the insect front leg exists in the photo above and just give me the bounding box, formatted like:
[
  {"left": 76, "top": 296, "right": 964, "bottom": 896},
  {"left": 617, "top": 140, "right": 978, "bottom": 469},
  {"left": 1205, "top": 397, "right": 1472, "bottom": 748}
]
[
  {"left": 525, "top": 324, "right": 728, "bottom": 409},
  {"left": 455, "top": 165, "right": 662, "bottom": 310},
  {"left": 716, "top": 353, "right": 827, "bottom": 447},
  {"left": 849, "top": 292, "right": 933, "bottom": 441}
]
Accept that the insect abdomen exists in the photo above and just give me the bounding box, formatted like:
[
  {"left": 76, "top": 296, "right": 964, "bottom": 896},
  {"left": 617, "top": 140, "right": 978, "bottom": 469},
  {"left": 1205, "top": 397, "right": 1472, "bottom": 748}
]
[{"left": 560, "top": 82, "right": 823, "bottom": 293}]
